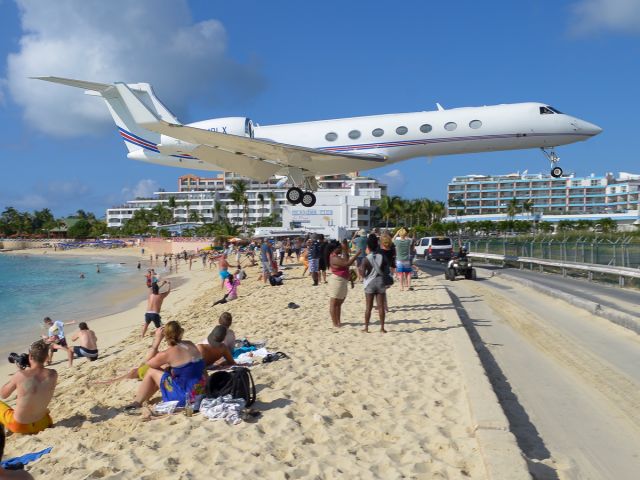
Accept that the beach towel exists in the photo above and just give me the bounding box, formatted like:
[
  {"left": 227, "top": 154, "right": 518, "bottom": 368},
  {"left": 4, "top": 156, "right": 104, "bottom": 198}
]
[
  {"left": 232, "top": 346, "right": 257, "bottom": 358},
  {"left": 1, "top": 446, "right": 52, "bottom": 468}
]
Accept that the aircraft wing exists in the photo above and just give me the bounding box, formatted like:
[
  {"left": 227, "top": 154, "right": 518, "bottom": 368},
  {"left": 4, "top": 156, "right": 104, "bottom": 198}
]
[{"left": 113, "top": 83, "right": 388, "bottom": 177}]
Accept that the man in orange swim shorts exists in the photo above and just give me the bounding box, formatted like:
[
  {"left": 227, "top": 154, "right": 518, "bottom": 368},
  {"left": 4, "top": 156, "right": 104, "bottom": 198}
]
[{"left": 1, "top": 340, "right": 57, "bottom": 434}]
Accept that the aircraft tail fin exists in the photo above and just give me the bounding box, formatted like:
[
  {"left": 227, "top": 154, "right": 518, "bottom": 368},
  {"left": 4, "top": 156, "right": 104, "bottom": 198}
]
[{"left": 32, "top": 76, "right": 180, "bottom": 153}]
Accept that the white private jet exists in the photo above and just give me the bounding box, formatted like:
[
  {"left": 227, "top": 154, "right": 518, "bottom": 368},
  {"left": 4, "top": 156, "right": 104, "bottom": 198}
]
[{"left": 34, "top": 77, "right": 601, "bottom": 207}]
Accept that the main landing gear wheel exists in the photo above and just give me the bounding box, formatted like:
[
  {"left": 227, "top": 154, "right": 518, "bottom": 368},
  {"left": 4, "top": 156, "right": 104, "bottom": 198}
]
[
  {"left": 301, "top": 191, "right": 317, "bottom": 208},
  {"left": 286, "top": 187, "right": 303, "bottom": 204},
  {"left": 551, "top": 166, "right": 563, "bottom": 178}
]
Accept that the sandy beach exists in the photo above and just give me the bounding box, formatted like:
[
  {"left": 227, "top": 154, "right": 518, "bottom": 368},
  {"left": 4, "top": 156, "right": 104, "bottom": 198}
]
[{"left": 2, "top": 254, "right": 510, "bottom": 479}]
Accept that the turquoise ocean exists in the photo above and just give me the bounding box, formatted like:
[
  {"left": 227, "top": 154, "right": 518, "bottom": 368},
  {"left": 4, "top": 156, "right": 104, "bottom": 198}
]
[{"left": 0, "top": 253, "right": 144, "bottom": 358}]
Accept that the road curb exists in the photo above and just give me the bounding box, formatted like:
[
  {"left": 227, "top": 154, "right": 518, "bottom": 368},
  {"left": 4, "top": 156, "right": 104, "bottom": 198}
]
[
  {"left": 433, "top": 279, "right": 532, "bottom": 480},
  {"left": 492, "top": 270, "right": 640, "bottom": 335}
]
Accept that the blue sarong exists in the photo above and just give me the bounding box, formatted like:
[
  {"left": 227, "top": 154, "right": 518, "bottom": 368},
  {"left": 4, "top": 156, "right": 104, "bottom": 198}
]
[{"left": 1, "top": 447, "right": 52, "bottom": 468}]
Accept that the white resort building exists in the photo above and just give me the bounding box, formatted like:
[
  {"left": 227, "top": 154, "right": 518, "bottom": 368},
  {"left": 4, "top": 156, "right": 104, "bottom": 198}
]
[
  {"left": 445, "top": 171, "right": 640, "bottom": 229},
  {"left": 106, "top": 173, "right": 386, "bottom": 235}
]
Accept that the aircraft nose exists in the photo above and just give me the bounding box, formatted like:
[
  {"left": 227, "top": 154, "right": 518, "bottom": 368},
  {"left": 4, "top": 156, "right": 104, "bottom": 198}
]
[{"left": 576, "top": 119, "right": 603, "bottom": 136}]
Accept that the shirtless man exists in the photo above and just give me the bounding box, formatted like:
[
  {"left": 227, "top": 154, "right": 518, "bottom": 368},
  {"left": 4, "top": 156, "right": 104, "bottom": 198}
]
[
  {"left": 70, "top": 322, "right": 98, "bottom": 365},
  {"left": 142, "top": 281, "right": 171, "bottom": 337},
  {"left": 218, "top": 254, "right": 230, "bottom": 290},
  {"left": 196, "top": 326, "right": 235, "bottom": 368},
  {"left": 0, "top": 340, "right": 57, "bottom": 435}
]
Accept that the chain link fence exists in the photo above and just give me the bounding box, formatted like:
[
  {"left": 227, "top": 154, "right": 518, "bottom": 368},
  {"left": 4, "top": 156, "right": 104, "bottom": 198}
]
[{"left": 468, "top": 237, "right": 640, "bottom": 269}]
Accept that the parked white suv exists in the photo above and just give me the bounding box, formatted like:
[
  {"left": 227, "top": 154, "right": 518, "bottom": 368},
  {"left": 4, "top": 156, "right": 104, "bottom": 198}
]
[{"left": 415, "top": 236, "right": 454, "bottom": 261}]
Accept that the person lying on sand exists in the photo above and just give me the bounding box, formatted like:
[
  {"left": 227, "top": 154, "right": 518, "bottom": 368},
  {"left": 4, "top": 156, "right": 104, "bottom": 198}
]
[{"left": 196, "top": 326, "right": 235, "bottom": 368}]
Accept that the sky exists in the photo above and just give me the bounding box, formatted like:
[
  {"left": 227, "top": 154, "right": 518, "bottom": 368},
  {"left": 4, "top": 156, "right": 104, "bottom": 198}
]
[{"left": 0, "top": 0, "right": 638, "bottom": 217}]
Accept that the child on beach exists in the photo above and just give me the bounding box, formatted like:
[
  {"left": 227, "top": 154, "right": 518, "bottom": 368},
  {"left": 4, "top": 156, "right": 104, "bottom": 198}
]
[
  {"left": 43, "top": 317, "right": 75, "bottom": 366},
  {"left": 196, "top": 312, "right": 236, "bottom": 354},
  {"left": 196, "top": 325, "right": 236, "bottom": 368},
  {"left": 212, "top": 273, "right": 240, "bottom": 306}
]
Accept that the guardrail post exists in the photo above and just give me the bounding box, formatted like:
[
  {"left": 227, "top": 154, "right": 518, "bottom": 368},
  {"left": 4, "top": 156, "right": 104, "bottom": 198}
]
[
  {"left": 619, "top": 275, "right": 625, "bottom": 287},
  {"left": 562, "top": 267, "right": 567, "bottom": 277},
  {"left": 588, "top": 271, "right": 593, "bottom": 282}
]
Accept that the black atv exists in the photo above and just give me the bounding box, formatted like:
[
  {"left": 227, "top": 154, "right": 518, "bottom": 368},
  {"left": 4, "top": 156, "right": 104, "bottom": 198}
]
[{"left": 445, "top": 256, "right": 476, "bottom": 281}]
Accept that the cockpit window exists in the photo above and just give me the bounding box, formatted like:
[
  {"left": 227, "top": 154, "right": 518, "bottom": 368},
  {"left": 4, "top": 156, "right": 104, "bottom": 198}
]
[{"left": 540, "top": 106, "right": 563, "bottom": 115}]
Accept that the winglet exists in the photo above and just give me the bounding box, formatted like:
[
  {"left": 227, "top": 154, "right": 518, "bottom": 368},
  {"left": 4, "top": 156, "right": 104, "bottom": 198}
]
[{"left": 436, "top": 103, "right": 445, "bottom": 111}]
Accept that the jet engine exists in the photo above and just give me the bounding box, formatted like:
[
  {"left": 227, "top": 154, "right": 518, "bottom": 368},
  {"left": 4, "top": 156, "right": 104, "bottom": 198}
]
[{"left": 186, "top": 117, "right": 254, "bottom": 138}]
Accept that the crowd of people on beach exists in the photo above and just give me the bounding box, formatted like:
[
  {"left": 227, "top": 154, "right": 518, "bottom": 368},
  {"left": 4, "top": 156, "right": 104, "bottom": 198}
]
[{"left": 0, "top": 226, "right": 421, "bottom": 477}]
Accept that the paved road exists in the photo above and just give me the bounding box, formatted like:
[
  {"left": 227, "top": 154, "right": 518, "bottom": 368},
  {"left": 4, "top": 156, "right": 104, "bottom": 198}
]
[
  {"left": 415, "top": 260, "right": 640, "bottom": 480},
  {"left": 490, "top": 266, "right": 640, "bottom": 318}
]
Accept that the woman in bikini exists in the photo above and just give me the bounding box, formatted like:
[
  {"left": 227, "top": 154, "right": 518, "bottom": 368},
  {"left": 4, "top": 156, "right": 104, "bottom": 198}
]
[{"left": 124, "top": 321, "right": 206, "bottom": 410}]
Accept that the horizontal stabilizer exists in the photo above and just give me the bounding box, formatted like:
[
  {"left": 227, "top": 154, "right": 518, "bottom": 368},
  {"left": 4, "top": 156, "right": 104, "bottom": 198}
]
[{"left": 31, "top": 76, "right": 114, "bottom": 93}]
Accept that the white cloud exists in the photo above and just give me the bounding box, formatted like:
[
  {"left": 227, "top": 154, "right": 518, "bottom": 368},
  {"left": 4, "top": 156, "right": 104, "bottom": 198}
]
[
  {"left": 378, "top": 169, "right": 407, "bottom": 194},
  {"left": 1, "top": 179, "right": 92, "bottom": 211},
  {"left": 5, "top": 0, "right": 265, "bottom": 137},
  {"left": 121, "top": 179, "right": 159, "bottom": 200},
  {"left": 570, "top": 0, "right": 640, "bottom": 35}
]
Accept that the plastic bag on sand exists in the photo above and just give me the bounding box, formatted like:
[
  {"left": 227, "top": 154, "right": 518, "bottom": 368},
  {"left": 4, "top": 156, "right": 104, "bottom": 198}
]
[
  {"left": 153, "top": 400, "right": 179, "bottom": 415},
  {"left": 200, "top": 395, "right": 246, "bottom": 425}
]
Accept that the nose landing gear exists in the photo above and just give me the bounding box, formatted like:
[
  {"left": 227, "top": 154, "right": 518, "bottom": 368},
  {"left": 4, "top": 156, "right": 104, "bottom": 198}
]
[
  {"left": 541, "top": 147, "right": 563, "bottom": 178},
  {"left": 286, "top": 187, "right": 316, "bottom": 207}
]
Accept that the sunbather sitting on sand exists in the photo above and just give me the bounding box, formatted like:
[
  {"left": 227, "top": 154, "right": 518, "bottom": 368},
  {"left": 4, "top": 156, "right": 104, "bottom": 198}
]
[
  {"left": 196, "top": 326, "right": 235, "bottom": 368},
  {"left": 124, "top": 321, "right": 206, "bottom": 410}
]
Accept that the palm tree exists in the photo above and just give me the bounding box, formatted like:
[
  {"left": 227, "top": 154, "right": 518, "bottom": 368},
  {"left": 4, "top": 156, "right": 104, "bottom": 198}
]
[
  {"left": 448, "top": 197, "right": 464, "bottom": 223},
  {"left": 151, "top": 204, "right": 172, "bottom": 225},
  {"left": 189, "top": 210, "right": 201, "bottom": 223},
  {"left": 257, "top": 193, "right": 265, "bottom": 224},
  {"left": 213, "top": 201, "right": 227, "bottom": 223},
  {"left": 182, "top": 200, "right": 192, "bottom": 223},
  {"left": 393, "top": 198, "right": 408, "bottom": 226},
  {"left": 431, "top": 201, "right": 446, "bottom": 225},
  {"left": 167, "top": 196, "right": 177, "bottom": 223},
  {"left": 230, "top": 180, "right": 248, "bottom": 231},
  {"left": 377, "top": 195, "right": 400, "bottom": 228},
  {"left": 506, "top": 197, "right": 520, "bottom": 221},
  {"left": 268, "top": 191, "right": 278, "bottom": 222}
]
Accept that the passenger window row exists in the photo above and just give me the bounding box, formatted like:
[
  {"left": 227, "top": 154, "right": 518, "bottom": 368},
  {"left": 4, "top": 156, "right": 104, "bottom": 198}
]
[{"left": 325, "top": 120, "right": 483, "bottom": 142}]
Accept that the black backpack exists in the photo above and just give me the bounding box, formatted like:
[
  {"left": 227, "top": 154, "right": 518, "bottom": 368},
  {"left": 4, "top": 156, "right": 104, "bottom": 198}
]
[{"left": 205, "top": 367, "right": 256, "bottom": 406}]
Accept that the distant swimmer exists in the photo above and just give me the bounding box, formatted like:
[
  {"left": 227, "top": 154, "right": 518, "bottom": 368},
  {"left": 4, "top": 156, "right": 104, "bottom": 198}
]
[
  {"left": 70, "top": 322, "right": 98, "bottom": 366},
  {"left": 137, "top": 261, "right": 141, "bottom": 270},
  {"left": 96, "top": 264, "right": 100, "bottom": 274},
  {"left": 79, "top": 273, "right": 85, "bottom": 279},
  {"left": 142, "top": 281, "right": 171, "bottom": 337}
]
